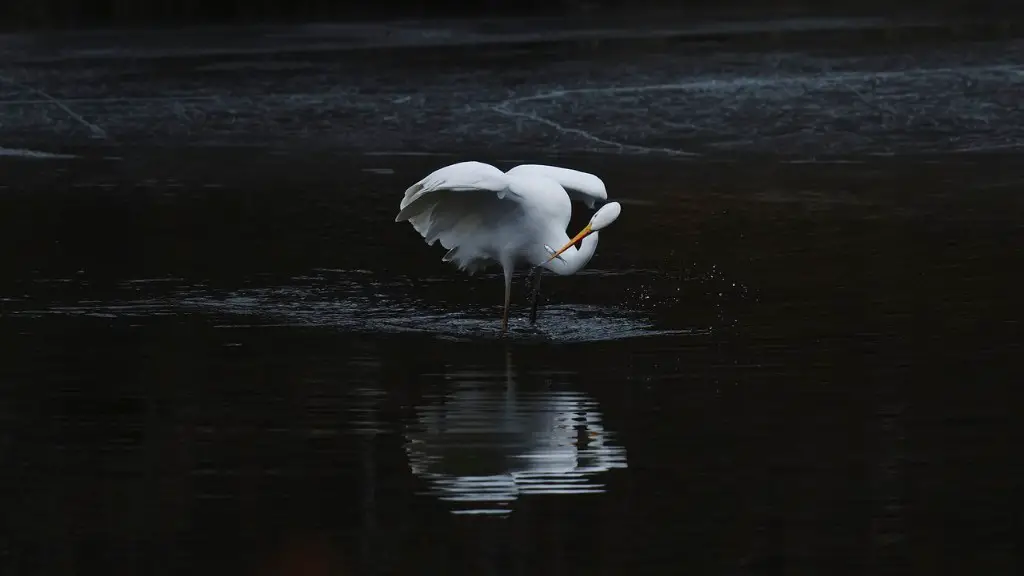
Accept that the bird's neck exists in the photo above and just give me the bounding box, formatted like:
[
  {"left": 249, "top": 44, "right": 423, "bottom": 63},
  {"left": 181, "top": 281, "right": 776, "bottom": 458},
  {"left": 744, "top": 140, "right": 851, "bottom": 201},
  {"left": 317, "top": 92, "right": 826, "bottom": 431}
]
[{"left": 541, "top": 231, "right": 599, "bottom": 276}]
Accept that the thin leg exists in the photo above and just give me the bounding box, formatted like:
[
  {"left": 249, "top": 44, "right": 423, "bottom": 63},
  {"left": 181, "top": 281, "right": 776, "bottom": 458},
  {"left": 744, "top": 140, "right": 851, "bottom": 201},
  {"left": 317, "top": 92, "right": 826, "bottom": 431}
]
[
  {"left": 501, "top": 265, "right": 512, "bottom": 336},
  {"left": 529, "top": 267, "right": 543, "bottom": 325}
]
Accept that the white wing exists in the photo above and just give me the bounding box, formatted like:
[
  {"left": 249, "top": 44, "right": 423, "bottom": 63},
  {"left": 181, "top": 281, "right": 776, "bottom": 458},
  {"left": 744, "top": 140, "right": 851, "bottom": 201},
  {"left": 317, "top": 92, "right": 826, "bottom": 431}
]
[
  {"left": 504, "top": 164, "right": 607, "bottom": 209},
  {"left": 396, "top": 161, "right": 528, "bottom": 274}
]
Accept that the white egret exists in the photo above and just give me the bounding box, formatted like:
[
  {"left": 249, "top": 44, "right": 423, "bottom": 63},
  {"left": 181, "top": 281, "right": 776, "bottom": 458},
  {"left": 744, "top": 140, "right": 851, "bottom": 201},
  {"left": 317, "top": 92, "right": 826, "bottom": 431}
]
[{"left": 395, "top": 161, "right": 622, "bottom": 335}]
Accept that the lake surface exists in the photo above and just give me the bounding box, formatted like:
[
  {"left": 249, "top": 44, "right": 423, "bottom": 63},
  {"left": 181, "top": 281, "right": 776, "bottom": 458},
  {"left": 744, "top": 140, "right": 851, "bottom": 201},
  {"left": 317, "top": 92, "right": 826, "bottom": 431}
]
[{"left": 1, "top": 148, "right": 1021, "bottom": 574}]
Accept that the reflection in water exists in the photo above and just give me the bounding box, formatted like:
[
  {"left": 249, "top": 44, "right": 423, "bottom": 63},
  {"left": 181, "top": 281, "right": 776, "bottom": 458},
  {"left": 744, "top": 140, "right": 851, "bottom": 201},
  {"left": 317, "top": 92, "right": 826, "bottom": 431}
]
[{"left": 404, "top": 351, "right": 627, "bottom": 515}]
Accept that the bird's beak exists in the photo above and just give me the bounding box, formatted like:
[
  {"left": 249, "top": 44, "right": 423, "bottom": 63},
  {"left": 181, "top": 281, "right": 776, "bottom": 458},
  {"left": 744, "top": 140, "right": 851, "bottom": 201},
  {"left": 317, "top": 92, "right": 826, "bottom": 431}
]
[{"left": 544, "top": 223, "right": 593, "bottom": 263}]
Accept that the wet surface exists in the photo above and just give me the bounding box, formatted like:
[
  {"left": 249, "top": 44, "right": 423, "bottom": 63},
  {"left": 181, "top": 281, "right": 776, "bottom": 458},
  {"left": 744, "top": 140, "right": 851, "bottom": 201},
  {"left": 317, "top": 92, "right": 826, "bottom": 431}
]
[
  {"left": 2, "top": 23, "right": 1024, "bottom": 157},
  {"left": 2, "top": 21, "right": 1024, "bottom": 574},
  {"left": 2, "top": 147, "right": 1022, "bottom": 573}
]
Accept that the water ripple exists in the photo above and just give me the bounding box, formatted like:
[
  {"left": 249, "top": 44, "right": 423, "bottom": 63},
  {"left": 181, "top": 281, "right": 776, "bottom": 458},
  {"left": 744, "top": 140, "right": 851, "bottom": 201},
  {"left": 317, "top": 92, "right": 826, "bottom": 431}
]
[
  {"left": 193, "top": 288, "right": 699, "bottom": 341},
  {"left": 9, "top": 274, "right": 706, "bottom": 342}
]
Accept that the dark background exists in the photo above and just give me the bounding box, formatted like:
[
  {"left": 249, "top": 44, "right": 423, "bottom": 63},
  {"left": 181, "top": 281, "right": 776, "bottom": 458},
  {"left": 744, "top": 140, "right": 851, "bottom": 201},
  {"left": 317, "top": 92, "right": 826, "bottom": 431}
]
[
  {"left": 0, "top": 0, "right": 1016, "bottom": 31},
  {"left": 2, "top": 0, "right": 1022, "bottom": 573}
]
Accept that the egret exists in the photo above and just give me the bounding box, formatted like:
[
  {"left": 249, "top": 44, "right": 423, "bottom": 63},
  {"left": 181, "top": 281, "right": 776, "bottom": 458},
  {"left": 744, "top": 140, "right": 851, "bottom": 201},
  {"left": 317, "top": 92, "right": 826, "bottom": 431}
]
[{"left": 395, "top": 161, "right": 622, "bottom": 335}]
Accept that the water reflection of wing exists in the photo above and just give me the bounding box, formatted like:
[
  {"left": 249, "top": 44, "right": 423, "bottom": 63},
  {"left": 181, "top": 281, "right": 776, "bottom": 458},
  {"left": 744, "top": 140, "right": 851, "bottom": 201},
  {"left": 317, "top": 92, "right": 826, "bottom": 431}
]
[{"left": 404, "top": 352, "right": 627, "bottom": 515}]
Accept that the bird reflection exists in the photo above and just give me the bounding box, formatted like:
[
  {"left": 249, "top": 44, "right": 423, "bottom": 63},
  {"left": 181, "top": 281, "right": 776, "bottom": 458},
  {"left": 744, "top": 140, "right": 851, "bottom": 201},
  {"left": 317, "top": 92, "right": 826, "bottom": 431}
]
[{"left": 404, "top": 350, "right": 627, "bottom": 515}]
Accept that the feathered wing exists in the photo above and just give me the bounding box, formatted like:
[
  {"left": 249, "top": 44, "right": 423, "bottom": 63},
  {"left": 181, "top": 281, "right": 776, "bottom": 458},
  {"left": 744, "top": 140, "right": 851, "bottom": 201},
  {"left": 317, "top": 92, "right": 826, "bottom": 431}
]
[
  {"left": 398, "top": 161, "right": 510, "bottom": 212},
  {"left": 396, "top": 161, "right": 527, "bottom": 274},
  {"left": 504, "top": 164, "right": 607, "bottom": 209}
]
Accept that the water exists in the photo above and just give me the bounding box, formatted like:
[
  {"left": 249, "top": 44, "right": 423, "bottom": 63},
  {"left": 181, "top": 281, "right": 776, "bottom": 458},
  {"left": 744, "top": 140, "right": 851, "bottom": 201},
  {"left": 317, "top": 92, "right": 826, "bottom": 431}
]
[
  {"left": 1, "top": 146, "right": 1020, "bottom": 574},
  {"left": 3, "top": 25, "right": 1024, "bottom": 156},
  {"left": 2, "top": 21, "right": 1024, "bottom": 573}
]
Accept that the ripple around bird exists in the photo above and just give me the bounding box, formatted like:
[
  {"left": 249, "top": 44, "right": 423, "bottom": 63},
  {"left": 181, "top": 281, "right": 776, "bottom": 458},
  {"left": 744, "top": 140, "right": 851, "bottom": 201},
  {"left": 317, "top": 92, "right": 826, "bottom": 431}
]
[{"left": 6, "top": 272, "right": 716, "bottom": 343}]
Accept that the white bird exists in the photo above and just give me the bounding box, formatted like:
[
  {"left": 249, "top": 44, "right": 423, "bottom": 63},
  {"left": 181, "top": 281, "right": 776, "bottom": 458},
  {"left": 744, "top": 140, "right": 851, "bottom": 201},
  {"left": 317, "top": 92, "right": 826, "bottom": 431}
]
[{"left": 395, "top": 161, "right": 622, "bottom": 335}]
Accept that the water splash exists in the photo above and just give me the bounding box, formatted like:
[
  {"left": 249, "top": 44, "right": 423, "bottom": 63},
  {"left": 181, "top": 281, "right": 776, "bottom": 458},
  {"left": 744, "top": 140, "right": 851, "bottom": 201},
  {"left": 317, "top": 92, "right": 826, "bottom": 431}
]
[
  {"left": 8, "top": 274, "right": 702, "bottom": 342},
  {"left": 191, "top": 288, "right": 695, "bottom": 341}
]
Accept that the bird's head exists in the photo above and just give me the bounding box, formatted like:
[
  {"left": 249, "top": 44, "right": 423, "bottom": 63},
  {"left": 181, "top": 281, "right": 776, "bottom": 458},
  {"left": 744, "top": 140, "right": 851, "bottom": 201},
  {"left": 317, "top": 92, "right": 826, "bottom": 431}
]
[{"left": 543, "top": 201, "right": 622, "bottom": 263}]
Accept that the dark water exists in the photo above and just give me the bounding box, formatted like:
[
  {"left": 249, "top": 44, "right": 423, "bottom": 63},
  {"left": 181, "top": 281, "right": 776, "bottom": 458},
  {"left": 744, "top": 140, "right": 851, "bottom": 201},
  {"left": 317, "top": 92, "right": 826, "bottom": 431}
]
[
  {"left": 1, "top": 149, "right": 1022, "bottom": 574},
  {"left": 3, "top": 27, "right": 1024, "bottom": 156}
]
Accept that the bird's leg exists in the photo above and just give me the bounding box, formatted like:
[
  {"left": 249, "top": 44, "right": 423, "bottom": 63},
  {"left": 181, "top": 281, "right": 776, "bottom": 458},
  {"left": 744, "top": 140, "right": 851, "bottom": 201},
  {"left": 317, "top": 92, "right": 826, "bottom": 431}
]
[
  {"left": 529, "top": 267, "right": 543, "bottom": 325},
  {"left": 501, "top": 265, "right": 512, "bottom": 336}
]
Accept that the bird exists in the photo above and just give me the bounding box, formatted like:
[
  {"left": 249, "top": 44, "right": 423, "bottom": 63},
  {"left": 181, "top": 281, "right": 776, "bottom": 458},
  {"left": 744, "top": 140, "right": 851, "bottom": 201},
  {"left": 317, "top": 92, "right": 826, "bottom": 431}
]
[{"left": 395, "top": 161, "right": 622, "bottom": 335}]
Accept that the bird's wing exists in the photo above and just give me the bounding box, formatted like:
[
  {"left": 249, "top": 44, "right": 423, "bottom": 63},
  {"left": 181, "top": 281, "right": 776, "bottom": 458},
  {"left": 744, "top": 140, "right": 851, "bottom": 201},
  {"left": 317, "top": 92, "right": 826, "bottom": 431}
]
[
  {"left": 504, "top": 164, "right": 608, "bottom": 209},
  {"left": 398, "top": 161, "right": 517, "bottom": 213},
  {"left": 396, "top": 161, "right": 528, "bottom": 273}
]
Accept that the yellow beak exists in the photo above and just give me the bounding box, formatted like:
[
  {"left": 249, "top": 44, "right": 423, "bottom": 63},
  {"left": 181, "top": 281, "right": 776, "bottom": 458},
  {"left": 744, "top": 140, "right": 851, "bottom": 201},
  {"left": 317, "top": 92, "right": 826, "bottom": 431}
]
[{"left": 544, "top": 223, "right": 592, "bottom": 264}]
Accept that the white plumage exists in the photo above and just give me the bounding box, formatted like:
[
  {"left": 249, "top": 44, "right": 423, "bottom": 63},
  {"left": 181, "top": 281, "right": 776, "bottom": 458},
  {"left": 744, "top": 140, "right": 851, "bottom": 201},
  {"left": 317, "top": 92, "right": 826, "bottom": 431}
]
[{"left": 396, "top": 161, "right": 622, "bottom": 334}]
